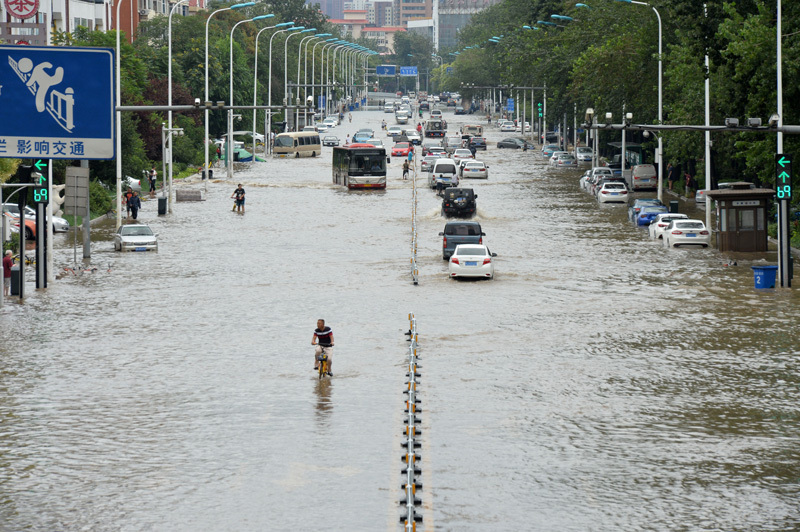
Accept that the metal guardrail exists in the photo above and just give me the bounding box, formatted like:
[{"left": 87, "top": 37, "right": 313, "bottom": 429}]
[
  {"left": 410, "top": 152, "right": 419, "bottom": 285},
  {"left": 401, "top": 313, "right": 422, "bottom": 529}
]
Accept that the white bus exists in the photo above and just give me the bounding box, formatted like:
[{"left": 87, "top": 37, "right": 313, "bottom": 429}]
[{"left": 273, "top": 131, "right": 322, "bottom": 158}]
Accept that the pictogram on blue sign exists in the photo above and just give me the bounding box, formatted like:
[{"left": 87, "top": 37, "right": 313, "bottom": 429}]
[
  {"left": 376, "top": 65, "right": 396, "bottom": 76},
  {"left": 506, "top": 98, "right": 514, "bottom": 112},
  {"left": 0, "top": 45, "right": 115, "bottom": 160}
]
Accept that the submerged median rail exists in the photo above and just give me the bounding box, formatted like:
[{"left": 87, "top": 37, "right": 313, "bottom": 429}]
[
  {"left": 411, "top": 155, "right": 419, "bottom": 285},
  {"left": 401, "top": 313, "right": 423, "bottom": 529}
]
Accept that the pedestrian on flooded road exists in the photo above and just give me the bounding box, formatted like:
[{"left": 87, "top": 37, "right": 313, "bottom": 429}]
[
  {"left": 231, "top": 184, "right": 245, "bottom": 213},
  {"left": 667, "top": 163, "right": 677, "bottom": 191},
  {"left": 123, "top": 187, "right": 133, "bottom": 218},
  {"left": 3, "top": 250, "right": 12, "bottom": 297},
  {"left": 402, "top": 161, "right": 409, "bottom": 180},
  {"left": 148, "top": 167, "right": 157, "bottom": 198},
  {"left": 128, "top": 191, "right": 142, "bottom": 220}
]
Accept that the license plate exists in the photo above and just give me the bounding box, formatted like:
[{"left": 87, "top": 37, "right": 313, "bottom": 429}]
[
  {"left": 611, "top": 192, "right": 619, "bottom": 195},
  {"left": 466, "top": 261, "right": 478, "bottom": 266},
  {"left": 686, "top": 234, "right": 696, "bottom": 237},
  {"left": 135, "top": 247, "right": 147, "bottom": 251}
]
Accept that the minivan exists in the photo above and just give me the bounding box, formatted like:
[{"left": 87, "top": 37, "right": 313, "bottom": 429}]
[
  {"left": 631, "top": 164, "right": 657, "bottom": 190},
  {"left": 429, "top": 159, "right": 459, "bottom": 189},
  {"left": 439, "top": 221, "right": 485, "bottom": 259}
]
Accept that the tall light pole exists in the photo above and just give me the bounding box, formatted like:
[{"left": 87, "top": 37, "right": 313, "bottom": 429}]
[
  {"left": 615, "top": 0, "right": 662, "bottom": 201},
  {"left": 228, "top": 14, "right": 273, "bottom": 179},
  {"left": 297, "top": 33, "right": 320, "bottom": 128},
  {"left": 285, "top": 28, "right": 315, "bottom": 131},
  {"left": 114, "top": 0, "right": 125, "bottom": 229},
  {"left": 267, "top": 26, "right": 302, "bottom": 146},
  {"left": 318, "top": 39, "right": 340, "bottom": 116},
  {"left": 311, "top": 37, "right": 334, "bottom": 114},
  {"left": 167, "top": 0, "right": 187, "bottom": 214},
  {"left": 253, "top": 21, "right": 292, "bottom": 156},
  {"left": 304, "top": 33, "right": 330, "bottom": 120},
  {"left": 205, "top": 1, "right": 255, "bottom": 193}
]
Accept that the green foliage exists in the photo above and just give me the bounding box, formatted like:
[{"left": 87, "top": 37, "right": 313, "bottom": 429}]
[
  {"left": 3, "top": 232, "right": 20, "bottom": 254},
  {"left": 89, "top": 180, "right": 114, "bottom": 216}
]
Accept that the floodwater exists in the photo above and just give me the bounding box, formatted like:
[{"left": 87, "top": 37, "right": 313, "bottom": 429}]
[{"left": 1, "top": 109, "right": 799, "bottom": 532}]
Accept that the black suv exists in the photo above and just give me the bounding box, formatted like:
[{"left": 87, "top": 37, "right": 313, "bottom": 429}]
[{"left": 441, "top": 188, "right": 478, "bottom": 218}]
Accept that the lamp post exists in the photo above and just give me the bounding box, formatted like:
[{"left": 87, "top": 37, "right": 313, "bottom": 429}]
[
  {"left": 283, "top": 28, "right": 312, "bottom": 131},
  {"left": 316, "top": 38, "right": 339, "bottom": 117},
  {"left": 296, "top": 33, "right": 319, "bottom": 128},
  {"left": 228, "top": 14, "right": 273, "bottom": 180},
  {"left": 304, "top": 34, "right": 330, "bottom": 122},
  {"left": 267, "top": 26, "right": 302, "bottom": 148},
  {"left": 204, "top": 2, "right": 255, "bottom": 194},
  {"left": 615, "top": 0, "right": 662, "bottom": 201},
  {"left": 252, "top": 20, "right": 290, "bottom": 157},
  {"left": 166, "top": 0, "right": 188, "bottom": 214}
]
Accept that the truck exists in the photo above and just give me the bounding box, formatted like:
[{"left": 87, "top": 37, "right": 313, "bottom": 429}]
[{"left": 424, "top": 119, "right": 445, "bottom": 138}]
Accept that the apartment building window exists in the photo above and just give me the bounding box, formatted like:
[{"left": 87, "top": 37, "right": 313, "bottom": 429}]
[{"left": 73, "top": 17, "right": 92, "bottom": 29}]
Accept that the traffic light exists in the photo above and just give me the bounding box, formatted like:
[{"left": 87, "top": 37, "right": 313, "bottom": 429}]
[
  {"left": 776, "top": 154, "right": 793, "bottom": 200},
  {"left": 537, "top": 102, "right": 543, "bottom": 118}
]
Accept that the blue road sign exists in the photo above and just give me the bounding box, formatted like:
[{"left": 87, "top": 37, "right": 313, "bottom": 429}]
[
  {"left": 446, "top": 67, "right": 453, "bottom": 74},
  {"left": 376, "top": 65, "right": 396, "bottom": 76},
  {"left": 506, "top": 98, "right": 514, "bottom": 112},
  {"left": 399, "top": 66, "right": 418, "bottom": 77},
  {"left": 0, "top": 45, "right": 115, "bottom": 160}
]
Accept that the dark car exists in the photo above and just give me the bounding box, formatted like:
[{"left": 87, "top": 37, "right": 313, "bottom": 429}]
[
  {"left": 497, "top": 137, "right": 534, "bottom": 149},
  {"left": 419, "top": 101, "right": 430, "bottom": 111},
  {"left": 628, "top": 198, "right": 664, "bottom": 222},
  {"left": 636, "top": 205, "right": 669, "bottom": 226},
  {"left": 468, "top": 137, "right": 487, "bottom": 150},
  {"left": 439, "top": 220, "right": 485, "bottom": 259},
  {"left": 441, "top": 188, "right": 478, "bottom": 218},
  {"left": 454, "top": 106, "right": 466, "bottom": 115}
]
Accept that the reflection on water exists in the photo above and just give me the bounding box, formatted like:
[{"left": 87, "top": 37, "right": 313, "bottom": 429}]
[{"left": 0, "top": 109, "right": 798, "bottom": 531}]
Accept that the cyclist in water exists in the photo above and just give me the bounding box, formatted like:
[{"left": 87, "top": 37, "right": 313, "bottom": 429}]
[{"left": 311, "top": 319, "right": 334, "bottom": 376}]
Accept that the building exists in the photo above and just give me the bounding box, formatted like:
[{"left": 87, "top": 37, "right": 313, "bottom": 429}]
[
  {"left": 406, "top": 18, "right": 433, "bottom": 41},
  {"left": 367, "top": 0, "right": 393, "bottom": 27},
  {"left": 314, "top": 0, "right": 345, "bottom": 21},
  {"left": 435, "top": 0, "right": 502, "bottom": 49},
  {"left": 361, "top": 25, "right": 404, "bottom": 53},
  {"left": 328, "top": 8, "right": 368, "bottom": 39},
  {"left": 395, "top": 0, "right": 430, "bottom": 27}
]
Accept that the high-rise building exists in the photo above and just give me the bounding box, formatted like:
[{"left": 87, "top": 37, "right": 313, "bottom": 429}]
[
  {"left": 394, "top": 0, "right": 431, "bottom": 28},
  {"left": 435, "top": 0, "right": 502, "bottom": 49}
]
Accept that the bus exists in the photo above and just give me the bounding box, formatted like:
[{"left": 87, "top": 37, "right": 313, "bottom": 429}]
[
  {"left": 273, "top": 131, "right": 322, "bottom": 158},
  {"left": 332, "top": 144, "right": 388, "bottom": 189}
]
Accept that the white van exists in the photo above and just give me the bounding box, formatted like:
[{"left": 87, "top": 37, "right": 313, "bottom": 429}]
[
  {"left": 630, "top": 164, "right": 657, "bottom": 190},
  {"left": 428, "top": 158, "right": 459, "bottom": 189}
]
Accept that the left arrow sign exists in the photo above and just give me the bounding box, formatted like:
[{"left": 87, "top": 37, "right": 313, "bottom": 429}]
[{"left": 34, "top": 160, "right": 47, "bottom": 171}]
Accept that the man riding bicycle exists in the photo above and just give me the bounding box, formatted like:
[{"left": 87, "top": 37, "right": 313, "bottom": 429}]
[{"left": 311, "top": 319, "right": 334, "bottom": 376}]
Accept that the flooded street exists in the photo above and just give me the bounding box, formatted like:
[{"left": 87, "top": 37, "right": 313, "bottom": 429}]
[{"left": 1, "top": 109, "right": 799, "bottom": 531}]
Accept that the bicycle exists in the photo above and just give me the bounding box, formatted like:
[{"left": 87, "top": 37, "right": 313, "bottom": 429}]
[
  {"left": 13, "top": 254, "right": 35, "bottom": 266},
  {"left": 315, "top": 346, "right": 333, "bottom": 379}
]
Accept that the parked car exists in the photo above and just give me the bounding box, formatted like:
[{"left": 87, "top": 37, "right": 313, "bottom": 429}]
[
  {"left": 628, "top": 198, "right": 664, "bottom": 222},
  {"left": 579, "top": 169, "right": 593, "bottom": 190},
  {"left": 384, "top": 103, "right": 394, "bottom": 113},
  {"left": 322, "top": 135, "right": 339, "bottom": 147},
  {"left": 430, "top": 109, "right": 442, "bottom": 119},
  {"left": 441, "top": 187, "right": 478, "bottom": 218},
  {"left": 593, "top": 176, "right": 627, "bottom": 196},
  {"left": 421, "top": 139, "right": 442, "bottom": 156},
  {"left": 323, "top": 117, "right": 338, "bottom": 128},
  {"left": 364, "top": 138, "right": 384, "bottom": 148},
  {"left": 468, "top": 137, "right": 487, "bottom": 150},
  {"left": 597, "top": 182, "right": 629, "bottom": 203},
  {"left": 452, "top": 149, "right": 474, "bottom": 164},
  {"left": 499, "top": 121, "right": 516, "bottom": 132},
  {"left": 663, "top": 219, "right": 711, "bottom": 248},
  {"left": 314, "top": 123, "right": 328, "bottom": 133},
  {"left": 3, "top": 211, "right": 36, "bottom": 239},
  {"left": 636, "top": 205, "right": 669, "bottom": 226},
  {"left": 421, "top": 155, "right": 439, "bottom": 173},
  {"left": 428, "top": 158, "right": 459, "bottom": 189},
  {"left": 439, "top": 221, "right": 485, "bottom": 259},
  {"left": 548, "top": 151, "right": 569, "bottom": 166},
  {"left": 448, "top": 244, "right": 496, "bottom": 279},
  {"left": 648, "top": 213, "right": 690, "bottom": 240},
  {"left": 114, "top": 223, "right": 158, "bottom": 252},
  {"left": 515, "top": 121, "right": 532, "bottom": 132},
  {"left": 497, "top": 138, "right": 534, "bottom": 149},
  {"left": 460, "top": 161, "right": 488, "bottom": 179},
  {"left": 574, "top": 146, "right": 593, "bottom": 162},
  {"left": 2, "top": 203, "right": 70, "bottom": 232},
  {"left": 454, "top": 106, "right": 466, "bottom": 115},
  {"left": 630, "top": 164, "right": 658, "bottom": 190},
  {"left": 353, "top": 130, "right": 373, "bottom": 143},
  {"left": 426, "top": 146, "right": 447, "bottom": 159}
]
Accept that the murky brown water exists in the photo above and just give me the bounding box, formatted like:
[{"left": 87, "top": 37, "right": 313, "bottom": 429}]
[{"left": 1, "top": 109, "right": 799, "bottom": 531}]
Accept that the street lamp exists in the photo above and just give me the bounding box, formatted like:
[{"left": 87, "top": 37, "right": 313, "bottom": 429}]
[
  {"left": 167, "top": 0, "right": 187, "bottom": 214},
  {"left": 550, "top": 14, "right": 574, "bottom": 21},
  {"left": 267, "top": 26, "right": 302, "bottom": 145},
  {"left": 285, "top": 28, "right": 314, "bottom": 131},
  {"left": 296, "top": 33, "right": 320, "bottom": 128},
  {"left": 252, "top": 19, "right": 288, "bottom": 157},
  {"left": 615, "top": 0, "right": 663, "bottom": 200},
  {"left": 228, "top": 14, "right": 274, "bottom": 179},
  {"left": 204, "top": 1, "right": 255, "bottom": 192},
  {"left": 304, "top": 33, "right": 330, "bottom": 120},
  {"left": 315, "top": 38, "right": 339, "bottom": 117}
]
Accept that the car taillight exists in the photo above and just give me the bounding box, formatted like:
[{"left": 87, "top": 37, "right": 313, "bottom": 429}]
[
  {"left": 621, "top": 190, "right": 628, "bottom": 194},
  {"left": 478, "top": 237, "right": 482, "bottom": 244},
  {"left": 601, "top": 191, "right": 608, "bottom": 194},
  {"left": 443, "top": 236, "right": 447, "bottom": 247},
  {"left": 700, "top": 230, "right": 709, "bottom": 235},
  {"left": 671, "top": 230, "right": 683, "bottom": 235},
  {"left": 483, "top": 258, "right": 492, "bottom": 265},
  {"left": 658, "top": 223, "right": 667, "bottom": 227},
  {"left": 451, "top": 258, "right": 459, "bottom": 264}
]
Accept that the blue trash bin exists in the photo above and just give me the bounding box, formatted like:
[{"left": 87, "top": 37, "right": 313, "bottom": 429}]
[{"left": 751, "top": 265, "right": 778, "bottom": 289}]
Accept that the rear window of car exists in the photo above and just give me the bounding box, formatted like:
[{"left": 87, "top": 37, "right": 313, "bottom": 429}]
[
  {"left": 434, "top": 164, "right": 456, "bottom": 174},
  {"left": 675, "top": 222, "right": 705, "bottom": 229},
  {"left": 456, "top": 247, "right": 485, "bottom": 256},
  {"left": 445, "top": 224, "right": 481, "bottom": 236},
  {"left": 604, "top": 183, "right": 625, "bottom": 189}
]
